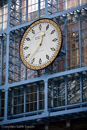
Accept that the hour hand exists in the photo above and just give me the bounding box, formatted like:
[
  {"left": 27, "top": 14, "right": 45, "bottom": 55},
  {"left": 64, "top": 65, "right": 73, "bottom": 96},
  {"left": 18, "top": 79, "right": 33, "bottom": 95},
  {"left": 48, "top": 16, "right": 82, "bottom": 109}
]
[{"left": 40, "top": 32, "right": 45, "bottom": 46}]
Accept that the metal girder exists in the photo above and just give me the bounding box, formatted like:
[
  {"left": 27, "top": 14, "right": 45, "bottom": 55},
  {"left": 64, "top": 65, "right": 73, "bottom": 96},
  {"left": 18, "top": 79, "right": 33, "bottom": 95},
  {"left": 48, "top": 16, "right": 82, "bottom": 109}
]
[
  {"left": 6, "top": 67, "right": 86, "bottom": 84},
  {"left": 49, "top": 102, "right": 87, "bottom": 112},
  {"left": 0, "top": 4, "right": 87, "bottom": 34},
  {"left": 7, "top": 110, "right": 44, "bottom": 119},
  {"left": 0, "top": 66, "right": 87, "bottom": 90},
  {"left": 50, "top": 107, "right": 87, "bottom": 117},
  {"left": 0, "top": 106, "right": 87, "bottom": 126},
  {"left": 48, "top": 4, "right": 87, "bottom": 19}
]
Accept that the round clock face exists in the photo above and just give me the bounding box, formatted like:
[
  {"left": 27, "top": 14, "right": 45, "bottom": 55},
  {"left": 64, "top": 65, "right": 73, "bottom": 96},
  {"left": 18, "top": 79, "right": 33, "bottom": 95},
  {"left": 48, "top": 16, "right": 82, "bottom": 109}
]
[{"left": 20, "top": 19, "right": 62, "bottom": 70}]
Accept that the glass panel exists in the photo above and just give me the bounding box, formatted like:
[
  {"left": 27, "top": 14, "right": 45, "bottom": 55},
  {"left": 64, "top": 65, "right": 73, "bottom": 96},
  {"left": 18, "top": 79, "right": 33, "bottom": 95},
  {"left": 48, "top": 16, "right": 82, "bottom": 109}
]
[
  {"left": 82, "top": 72, "right": 87, "bottom": 102},
  {"left": 8, "top": 87, "right": 24, "bottom": 115},
  {"left": 0, "top": 90, "right": 5, "bottom": 117},
  {"left": 28, "top": 0, "right": 38, "bottom": 21},
  {"left": 0, "top": 0, "right": 8, "bottom": 30},
  {"left": 80, "top": 0, "right": 87, "bottom": 5},
  {"left": 58, "top": 0, "right": 64, "bottom": 12},
  {"left": 26, "top": 81, "right": 44, "bottom": 112},
  {"left": 67, "top": 73, "right": 80, "bottom": 105},
  {"left": 48, "top": 77, "right": 65, "bottom": 108},
  {"left": 0, "top": 35, "right": 6, "bottom": 86},
  {"left": 67, "top": 16, "right": 79, "bottom": 70},
  {"left": 40, "top": 0, "right": 45, "bottom": 17},
  {"left": 0, "top": 8, "right": 2, "bottom": 30},
  {"left": 66, "top": 0, "right": 78, "bottom": 10},
  {"left": 39, "top": 82, "right": 44, "bottom": 110},
  {"left": 81, "top": 15, "right": 87, "bottom": 67},
  {"left": 48, "top": 0, "right": 64, "bottom": 14},
  {"left": 21, "top": 0, "right": 26, "bottom": 24}
]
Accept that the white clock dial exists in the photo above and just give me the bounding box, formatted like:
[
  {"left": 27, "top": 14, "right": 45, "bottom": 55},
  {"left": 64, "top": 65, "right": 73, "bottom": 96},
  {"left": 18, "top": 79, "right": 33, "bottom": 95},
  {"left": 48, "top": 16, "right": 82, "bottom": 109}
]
[{"left": 20, "top": 19, "right": 62, "bottom": 70}]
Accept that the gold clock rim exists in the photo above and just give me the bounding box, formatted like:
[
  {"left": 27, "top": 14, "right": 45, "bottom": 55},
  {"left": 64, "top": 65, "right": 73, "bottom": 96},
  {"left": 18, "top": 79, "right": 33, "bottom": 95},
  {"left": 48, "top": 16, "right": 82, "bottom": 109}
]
[{"left": 20, "top": 18, "right": 62, "bottom": 70}]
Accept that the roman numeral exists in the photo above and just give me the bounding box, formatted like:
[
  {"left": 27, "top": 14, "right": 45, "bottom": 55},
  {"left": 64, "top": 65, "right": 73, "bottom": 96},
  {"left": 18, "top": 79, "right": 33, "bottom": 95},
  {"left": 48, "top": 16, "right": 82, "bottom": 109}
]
[
  {"left": 26, "top": 54, "right": 30, "bottom": 58},
  {"left": 46, "top": 24, "right": 49, "bottom": 30},
  {"left": 52, "top": 38, "right": 58, "bottom": 42},
  {"left": 51, "top": 30, "right": 55, "bottom": 34},
  {"left": 32, "top": 29, "right": 35, "bottom": 34},
  {"left": 26, "top": 38, "right": 30, "bottom": 41},
  {"left": 39, "top": 24, "right": 42, "bottom": 30},
  {"left": 46, "top": 55, "right": 49, "bottom": 60},
  {"left": 39, "top": 58, "right": 42, "bottom": 64},
  {"left": 31, "top": 58, "right": 35, "bottom": 64},
  {"left": 24, "top": 47, "right": 29, "bottom": 50},
  {"left": 51, "top": 48, "right": 55, "bottom": 51}
]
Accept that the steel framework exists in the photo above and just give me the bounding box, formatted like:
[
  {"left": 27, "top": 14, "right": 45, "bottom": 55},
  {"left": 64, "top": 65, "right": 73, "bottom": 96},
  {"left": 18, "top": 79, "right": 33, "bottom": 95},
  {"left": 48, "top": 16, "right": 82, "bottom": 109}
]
[{"left": 0, "top": 0, "right": 87, "bottom": 126}]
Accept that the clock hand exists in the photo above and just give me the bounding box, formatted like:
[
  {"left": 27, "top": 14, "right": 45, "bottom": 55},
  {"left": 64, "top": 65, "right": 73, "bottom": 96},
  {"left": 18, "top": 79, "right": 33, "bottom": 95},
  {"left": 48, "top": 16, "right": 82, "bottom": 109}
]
[
  {"left": 39, "top": 32, "right": 45, "bottom": 45},
  {"left": 28, "top": 32, "right": 45, "bottom": 62}
]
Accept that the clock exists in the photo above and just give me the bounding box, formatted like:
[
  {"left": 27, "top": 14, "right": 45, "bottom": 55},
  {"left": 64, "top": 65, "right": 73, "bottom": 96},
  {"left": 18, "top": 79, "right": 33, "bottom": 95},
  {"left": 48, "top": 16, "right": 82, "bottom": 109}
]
[{"left": 20, "top": 18, "right": 62, "bottom": 70}]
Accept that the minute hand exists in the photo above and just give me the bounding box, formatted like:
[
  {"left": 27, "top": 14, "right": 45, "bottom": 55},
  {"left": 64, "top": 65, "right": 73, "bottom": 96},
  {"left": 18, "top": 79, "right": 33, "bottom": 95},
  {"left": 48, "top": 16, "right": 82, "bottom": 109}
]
[{"left": 28, "top": 37, "right": 43, "bottom": 62}]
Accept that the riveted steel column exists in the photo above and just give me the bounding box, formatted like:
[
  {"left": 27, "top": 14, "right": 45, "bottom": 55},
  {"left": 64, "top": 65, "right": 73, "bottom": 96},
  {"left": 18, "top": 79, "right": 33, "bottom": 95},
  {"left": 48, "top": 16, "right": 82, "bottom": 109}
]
[
  {"left": 2, "top": 0, "right": 4, "bottom": 30},
  {"left": 26, "top": 0, "right": 28, "bottom": 22},
  {"left": 38, "top": 0, "right": 40, "bottom": 18},
  {"left": 5, "top": 31, "right": 9, "bottom": 120},
  {"left": 12, "top": 89, "right": 14, "bottom": 115},
  {"left": 57, "top": 0, "right": 59, "bottom": 12},
  {"left": 18, "top": 29, "right": 22, "bottom": 82},
  {"left": 4, "top": 89, "right": 8, "bottom": 121},
  {"left": 64, "top": 0, "right": 66, "bottom": 10},
  {"left": 44, "top": 79, "right": 48, "bottom": 113},
  {"left": 45, "top": 0, "right": 48, "bottom": 17},
  {"left": 20, "top": 0, "right": 22, "bottom": 24},
  {"left": 24, "top": 87, "right": 26, "bottom": 113},
  {"left": 7, "top": 0, "right": 10, "bottom": 27},
  {"left": 80, "top": 73, "right": 82, "bottom": 103},
  {"left": 65, "top": 76, "right": 68, "bottom": 106},
  {"left": 37, "top": 84, "right": 39, "bottom": 110},
  {"left": 78, "top": 12, "right": 82, "bottom": 67},
  {"left": 79, "top": 0, "right": 81, "bottom": 6},
  {"left": 5, "top": 0, "right": 10, "bottom": 84},
  {"left": 0, "top": 92, "right": 1, "bottom": 116},
  {"left": 0, "top": 36, "right": 3, "bottom": 85},
  {"left": 64, "top": 16, "right": 67, "bottom": 70},
  {"left": 5, "top": 33, "right": 9, "bottom": 84}
]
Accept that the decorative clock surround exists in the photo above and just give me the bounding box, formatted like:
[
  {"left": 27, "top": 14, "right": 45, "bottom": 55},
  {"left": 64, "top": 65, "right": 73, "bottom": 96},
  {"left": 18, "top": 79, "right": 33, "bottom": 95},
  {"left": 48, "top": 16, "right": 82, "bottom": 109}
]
[{"left": 20, "top": 19, "right": 62, "bottom": 70}]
